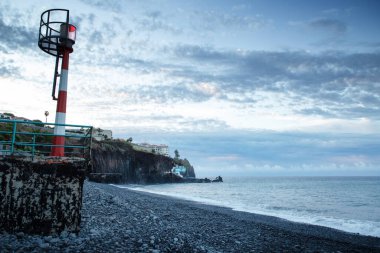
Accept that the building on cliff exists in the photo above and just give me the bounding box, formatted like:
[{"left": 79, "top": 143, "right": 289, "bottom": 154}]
[
  {"left": 132, "top": 143, "right": 169, "bottom": 156},
  {"left": 0, "top": 113, "right": 13, "bottom": 120},
  {"left": 172, "top": 165, "right": 186, "bottom": 177},
  {"left": 92, "top": 128, "right": 112, "bottom": 141},
  {"left": 14, "top": 116, "right": 31, "bottom": 122}
]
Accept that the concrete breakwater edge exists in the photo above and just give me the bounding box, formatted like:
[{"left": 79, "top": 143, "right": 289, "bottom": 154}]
[
  {"left": 0, "top": 157, "right": 86, "bottom": 235},
  {"left": 1, "top": 181, "right": 380, "bottom": 252}
]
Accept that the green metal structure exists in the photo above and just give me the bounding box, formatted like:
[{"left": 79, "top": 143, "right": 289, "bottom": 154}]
[{"left": 0, "top": 119, "right": 92, "bottom": 159}]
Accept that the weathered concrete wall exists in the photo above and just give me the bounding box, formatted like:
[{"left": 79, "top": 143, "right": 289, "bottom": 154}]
[{"left": 0, "top": 157, "right": 86, "bottom": 235}]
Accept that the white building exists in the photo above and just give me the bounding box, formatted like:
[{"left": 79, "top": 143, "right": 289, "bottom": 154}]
[
  {"left": 0, "top": 113, "right": 14, "bottom": 120},
  {"left": 92, "top": 128, "right": 112, "bottom": 141},
  {"left": 132, "top": 143, "right": 169, "bottom": 156},
  {"left": 172, "top": 165, "right": 186, "bottom": 177}
]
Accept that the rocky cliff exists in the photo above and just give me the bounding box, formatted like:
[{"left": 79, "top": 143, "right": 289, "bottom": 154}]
[{"left": 90, "top": 140, "right": 195, "bottom": 184}]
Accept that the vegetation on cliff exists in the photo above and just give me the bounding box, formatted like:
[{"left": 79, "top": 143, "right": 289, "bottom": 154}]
[
  {"left": 0, "top": 121, "right": 53, "bottom": 154},
  {"left": 0, "top": 120, "right": 89, "bottom": 157}
]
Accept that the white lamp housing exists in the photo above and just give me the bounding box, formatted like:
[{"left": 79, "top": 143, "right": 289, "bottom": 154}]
[{"left": 59, "top": 23, "right": 76, "bottom": 46}]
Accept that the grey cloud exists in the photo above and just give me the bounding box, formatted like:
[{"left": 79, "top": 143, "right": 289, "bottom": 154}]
[
  {"left": 147, "top": 114, "right": 182, "bottom": 121},
  {"left": 178, "top": 118, "right": 229, "bottom": 130},
  {"left": 170, "top": 67, "right": 217, "bottom": 83},
  {"left": 190, "top": 10, "right": 269, "bottom": 31},
  {"left": 91, "top": 111, "right": 228, "bottom": 132},
  {"left": 137, "top": 116, "right": 228, "bottom": 131},
  {"left": 308, "top": 18, "right": 347, "bottom": 34},
  {"left": 297, "top": 108, "right": 337, "bottom": 117},
  {"left": 356, "top": 93, "right": 380, "bottom": 106},
  {"left": 220, "top": 14, "right": 268, "bottom": 30},
  {"left": 49, "top": 5, "right": 378, "bottom": 122},
  {"left": 0, "top": 44, "right": 8, "bottom": 53},
  {"left": 116, "top": 83, "right": 214, "bottom": 105},
  {"left": 170, "top": 45, "right": 380, "bottom": 119},
  {"left": 332, "top": 105, "right": 380, "bottom": 120},
  {"left": 88, "top": 14, "right": 95, "bottom": 25},
  {"left": 0, "top": 64, "right": 19, "bottom": 77},
  {"left": 75, "top": 39, "right": 380, "bottom": 121},
  {"left": 79, "top": 0, "right": 122, "bottom": 12},
  {"left": 70, "top": 16, "right": 84, "bottom": 31},
  {"left": 174, "top": 45, "right": 231, "bottom": 62},
  {"left": 232, "top": 4, "right": 251, "bottom": 11},
  {"left": 95, "top": 113, "right": 183, "bottom": 123},
  {"left": 89, "top": 30, "right": 103, "bottom": 44},
  {"left": 84, "top": 22, "right": 117, "bottom": 46},
  {"left": 321, "top": 9, "right": 340, "bottom": 15},
  {"left": 69, "top": 13, "right": 98, "bottom": 33},
  {"left": 135, "top": 11, "right": 181, "bottom": 34},
  {"left": 146, "top": 11, "right": 162, "bottom": 19},
  {"left": 356, "top": 41, "right": 380, "bottom": 49},
  {"left": 65, "top": 8, "right": 125, "bottom": 59},
  {"left": 0, "top": 16, "right": 35, "bottom": 50}
]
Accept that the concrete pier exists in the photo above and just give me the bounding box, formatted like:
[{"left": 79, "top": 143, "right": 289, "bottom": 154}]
[{"left": 0, "top": 157, "right": 87, "bottom": 235}]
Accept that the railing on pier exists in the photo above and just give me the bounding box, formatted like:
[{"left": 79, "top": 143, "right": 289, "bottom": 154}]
[{"left": 0, "top": 119, "right": 93, "bottom": 159}]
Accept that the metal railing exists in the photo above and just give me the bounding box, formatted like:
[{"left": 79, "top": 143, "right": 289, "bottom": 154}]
[{"left": 0, "top": 119, "right": 93, "bottom": 159}]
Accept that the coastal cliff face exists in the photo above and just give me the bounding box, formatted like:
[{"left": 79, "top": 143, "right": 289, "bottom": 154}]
[{"left": 90, "top": 140, "right": 195, "bottom": 184}]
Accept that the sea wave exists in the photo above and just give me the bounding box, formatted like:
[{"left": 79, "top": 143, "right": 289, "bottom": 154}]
[{"left": 112, "top": 178, "right": 380, "bottom": 238}]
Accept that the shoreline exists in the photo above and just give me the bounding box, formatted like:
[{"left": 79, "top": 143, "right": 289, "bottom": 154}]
[
  {"left": 114, "top": 183, "right": 380, "bottom": 238},
  {"left": 113, "top": 183, "right": 380, "bottom": 249},
  {"left": 1, "top": 181, "right": 380, "bottom": 252}
]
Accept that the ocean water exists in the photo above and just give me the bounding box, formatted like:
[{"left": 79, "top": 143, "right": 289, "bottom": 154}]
[{"left": 115, "top": 177, "right": 380, "bottom": 237}]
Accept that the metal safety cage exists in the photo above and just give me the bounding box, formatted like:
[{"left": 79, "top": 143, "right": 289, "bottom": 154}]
[
  {"left": 38, "top": 9, "right": 76, "bottom": 57},
  {"left": 38, "top": 9, "right": 77, "bottom": 101}
]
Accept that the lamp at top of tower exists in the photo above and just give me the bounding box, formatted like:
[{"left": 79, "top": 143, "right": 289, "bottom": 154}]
[{"left": 59, "top": 23, "right": 76, "bottom": 49}]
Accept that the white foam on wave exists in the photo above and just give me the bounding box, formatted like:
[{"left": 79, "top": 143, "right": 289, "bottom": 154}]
[
  {"left": 113, "top": 184, "right": 227, "bottom": 207},
  {"left": 230, "top": 205, "right": 380, "bottom": 238}
]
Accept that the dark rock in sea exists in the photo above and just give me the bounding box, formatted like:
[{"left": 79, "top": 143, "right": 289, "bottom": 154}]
[
  {"left": 204, "top": 177, "right": 211, "bottom": 183},
  {"left": 182, "top": 176, "right": 223, "bottom": 183},
  {"left": 212, "top": 176, "right": 223, "bottom": 182}
]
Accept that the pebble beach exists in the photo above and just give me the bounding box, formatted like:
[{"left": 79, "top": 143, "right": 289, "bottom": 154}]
[{"left": 1, "top": 181, "right": 380, "bottom": 252}]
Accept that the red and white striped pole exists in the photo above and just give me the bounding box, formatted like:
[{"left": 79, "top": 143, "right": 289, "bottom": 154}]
[{"left": 51, "top": 48, "right": 71, "bottom": 156}]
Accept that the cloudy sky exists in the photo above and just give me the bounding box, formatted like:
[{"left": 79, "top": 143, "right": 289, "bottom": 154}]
[{"left": 1, "top": 0, "right": 379, "bottom": 176}]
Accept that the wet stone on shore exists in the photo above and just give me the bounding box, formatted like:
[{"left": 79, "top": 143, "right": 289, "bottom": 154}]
[{"left": 0, "top": 181, "right": 379, "bottom": 252}]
